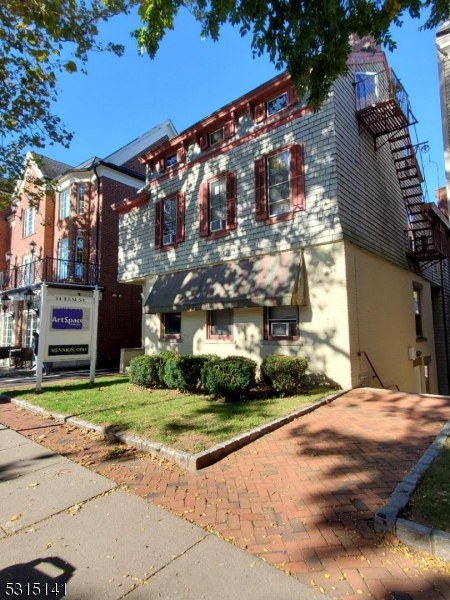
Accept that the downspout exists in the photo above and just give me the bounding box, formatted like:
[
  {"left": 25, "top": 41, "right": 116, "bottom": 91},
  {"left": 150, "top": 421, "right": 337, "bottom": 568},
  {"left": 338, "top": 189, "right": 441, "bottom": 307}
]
[
  {"left": 440, "top": 260, "right": 450, "bottom": 394},
  {"left": 93, "top": 164, "right": 101, "bottom": 285}
]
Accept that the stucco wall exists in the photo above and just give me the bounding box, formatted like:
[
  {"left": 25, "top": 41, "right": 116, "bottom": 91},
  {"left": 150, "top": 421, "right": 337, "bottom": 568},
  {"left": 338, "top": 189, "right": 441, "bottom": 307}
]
[
  {"left": 346, "top": 242, "right": 438, "bottom": 393},
  {"left": 142, "top": 241, "right": 353, "bottom": 389}
]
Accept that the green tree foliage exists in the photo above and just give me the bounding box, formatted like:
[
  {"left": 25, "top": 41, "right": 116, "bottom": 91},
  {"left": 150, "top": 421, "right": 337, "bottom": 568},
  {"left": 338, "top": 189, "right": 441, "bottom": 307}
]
[
  {"left": 0, "top": 0, "right": 133, "bottom": 207},
  {"left": 2, "top": 0, "right": 448, "bottom": 208}
]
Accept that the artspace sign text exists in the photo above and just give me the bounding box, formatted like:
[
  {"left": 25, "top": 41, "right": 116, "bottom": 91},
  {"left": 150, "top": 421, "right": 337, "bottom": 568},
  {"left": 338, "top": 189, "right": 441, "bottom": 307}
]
[{"left": 51, "top": 308, "right": 83, "bottom": 330}]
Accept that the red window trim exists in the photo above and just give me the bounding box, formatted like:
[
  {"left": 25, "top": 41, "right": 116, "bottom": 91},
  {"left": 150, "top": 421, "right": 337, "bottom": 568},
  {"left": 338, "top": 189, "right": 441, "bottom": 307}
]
[
  {"left": 154, "top": 192, "right": 185, "bottom": 250},
  {"left": 253, "top": 86, "right": 298, "bottom": 124},
  {"left": 160, "top": 313, "right": 182, "bottom": 341},
  {"left": 207, "top": 310, "right": 234, "bottom": 341},
  {"left": 197, "top": 119, "right": 235, "bottom": 152},
  {"left": 199, "top": 171, "right": 237, "bottom": 240},
  {"left": 263, "top": 307, "right": 300, "bottom": 341},
  {"left": 254, "top": 143, "right": 305, "bottom": 226}
]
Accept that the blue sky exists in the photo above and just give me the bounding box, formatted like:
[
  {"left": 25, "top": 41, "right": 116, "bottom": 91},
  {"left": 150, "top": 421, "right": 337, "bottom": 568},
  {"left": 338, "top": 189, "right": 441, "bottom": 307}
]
[{"left": 44, "top": 9, "right": 445, "bottom": 201}]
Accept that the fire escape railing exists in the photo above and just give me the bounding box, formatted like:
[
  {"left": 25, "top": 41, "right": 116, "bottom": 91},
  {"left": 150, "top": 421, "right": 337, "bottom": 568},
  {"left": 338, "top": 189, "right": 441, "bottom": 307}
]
[{"left": 0, "top": 258, "right": 99, "bottom": 291}]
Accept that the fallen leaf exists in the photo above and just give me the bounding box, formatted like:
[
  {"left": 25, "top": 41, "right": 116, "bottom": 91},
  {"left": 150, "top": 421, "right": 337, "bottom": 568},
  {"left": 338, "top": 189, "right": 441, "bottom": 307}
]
[
  {"left": 10, "top": 514, "right": 21, "bottom": 521},
  {"left": 28, "top": 482, "right": 39, "bottom": 488},
  {"left": 46, "top": 542, "right": 53, "bottom": 549},
  {"left": 319, "top": 587, "right": 325, "bottom": 594},
  {"left": 68, "top": 504, "right": 81, "bottom": 515},
  {"left": 250, "top": 562, "right": 256, "bottom": 568},
  {"left": 324, "top": 573, "right": 331, "bottom": 579}
]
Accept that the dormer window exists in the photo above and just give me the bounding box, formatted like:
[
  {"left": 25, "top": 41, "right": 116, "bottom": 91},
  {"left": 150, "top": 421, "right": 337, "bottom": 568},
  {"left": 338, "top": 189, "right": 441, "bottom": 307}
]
[
  {"left": 165, "top": 154, "right": 177, "bottom": 168},
  {"left": 267, "top": 92, "right": 288, "bottom": 116},
  {"left": 209, "top": 127, "right": 224, "bottom": 146}
]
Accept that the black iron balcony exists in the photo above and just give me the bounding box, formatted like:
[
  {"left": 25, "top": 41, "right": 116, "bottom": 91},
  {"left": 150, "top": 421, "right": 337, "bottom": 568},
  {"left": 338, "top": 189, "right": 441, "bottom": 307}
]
[{"left": 0, "top": 257, "right": 99, "bottom": 291}]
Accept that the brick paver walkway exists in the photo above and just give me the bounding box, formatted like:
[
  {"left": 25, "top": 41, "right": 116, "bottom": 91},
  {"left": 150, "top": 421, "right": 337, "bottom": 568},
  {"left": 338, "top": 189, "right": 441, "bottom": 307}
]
[{"left": 2, "top": 388, "right": 450, "bottom": 599}]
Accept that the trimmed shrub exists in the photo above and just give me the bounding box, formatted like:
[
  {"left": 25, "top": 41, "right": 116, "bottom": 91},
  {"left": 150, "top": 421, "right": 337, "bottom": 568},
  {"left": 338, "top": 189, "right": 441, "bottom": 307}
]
[
  {"left": 164, "top": 354, "right": 217, "bottom": 392},
  {"left": 155, "top": 350, "right": 179, "bottom": 386},
  {"left": 261, "top": 355, "right": 308, "bottom": 395},
  {"left": 201, "top": 356, "right": 257, "bottom": 401},
  {"left": 129, "top": 355, "right": 161, "bottom": 388}
]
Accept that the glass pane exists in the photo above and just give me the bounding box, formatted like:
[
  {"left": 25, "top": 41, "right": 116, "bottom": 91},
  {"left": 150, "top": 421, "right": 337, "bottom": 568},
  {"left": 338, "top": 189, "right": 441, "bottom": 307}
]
[
  {"left": 267, "top": 93, "right": 287, "bottom": 116},
  {"left": 210, "top": 309, "right": 233, "bottom": 336},
  {"left": 210, "top": 128, "right": 224, "bottom": 145},
  {"left": 356, "top": 73, "right": 377, "bottom": 107},
  {"left": 165, "top": 154, "right": 177, "bottom": 168},
  {"left": 165, "top": 313, "right": 181, "bottom": 335},
  {"left": 269, "top": 198, "right": 290, "bottom": 217},
  {"left": 268, "top": 152, "right": 289, "bottom": 185}
]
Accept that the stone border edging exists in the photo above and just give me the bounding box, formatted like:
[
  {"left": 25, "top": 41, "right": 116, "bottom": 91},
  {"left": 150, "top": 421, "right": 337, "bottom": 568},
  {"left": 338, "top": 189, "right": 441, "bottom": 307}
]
[
  {"left": 374, "top": 418, "right": 450, "bottom": 562},
  {"left": 0, "top": 389, "right": 347, "bottom": 472}
]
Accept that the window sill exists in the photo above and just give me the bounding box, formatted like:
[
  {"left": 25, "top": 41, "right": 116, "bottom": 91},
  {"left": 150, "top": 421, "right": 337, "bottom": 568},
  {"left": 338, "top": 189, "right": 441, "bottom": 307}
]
[
  {"left": 261, "top": 338, "right": 302, "bottom": 345},
  {"left": 205, "top": 338, "right": 234, "bottom": 343},
  {"left": 160, "top": 337, "right": 182, "bottom": 343},
  {"left": 203, "top": 230, "right": 230, "bottom": 242},
  {"left": 264, "top": 211, "right": 295, "bottom": 226},
  {"left": 160, "top": 243, "right": 179, "bottom": 252},
  {"left": 416, "top": 337, "right": 428, "bottom": 343}
]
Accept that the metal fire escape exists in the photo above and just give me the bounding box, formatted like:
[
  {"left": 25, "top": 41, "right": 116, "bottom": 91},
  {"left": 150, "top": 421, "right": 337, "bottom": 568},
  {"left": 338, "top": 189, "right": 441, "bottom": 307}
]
[{"left": 355, "top": 68, "right": 450, "bottom": 264}]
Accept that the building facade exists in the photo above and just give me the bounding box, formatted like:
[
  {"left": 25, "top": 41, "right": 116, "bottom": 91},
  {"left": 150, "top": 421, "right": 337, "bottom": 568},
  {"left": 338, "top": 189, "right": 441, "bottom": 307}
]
[
  {"left": 0, "top": 120, "right": 177, "bottom": 367},
  {"left": 114, "top": 44, "right": 450, "bottom": 393}
]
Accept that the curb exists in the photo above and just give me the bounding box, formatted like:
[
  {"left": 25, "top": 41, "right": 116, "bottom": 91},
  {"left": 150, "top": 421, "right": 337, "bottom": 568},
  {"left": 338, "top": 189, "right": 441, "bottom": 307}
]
[
  {"left": 0, "top": 388, "right": 348, "bottom": 472},
  {"left": 374, "top": 418, "right": 450, "bottom": 562}
]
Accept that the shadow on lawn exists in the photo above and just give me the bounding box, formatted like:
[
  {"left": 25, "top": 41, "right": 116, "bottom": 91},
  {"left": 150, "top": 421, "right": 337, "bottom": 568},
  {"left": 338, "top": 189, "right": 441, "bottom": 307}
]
[{"left": 5, "top": 377, "right": 129, "bottom": 398}]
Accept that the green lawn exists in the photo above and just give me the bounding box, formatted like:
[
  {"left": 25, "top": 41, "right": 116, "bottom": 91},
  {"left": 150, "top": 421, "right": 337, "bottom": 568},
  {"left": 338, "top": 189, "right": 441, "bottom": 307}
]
[
  {"left": 5, "top": 376, "right": 334, "bottom": 453},
  {"left": 404, "top": 438, "right": 450, "bottom": 534}
]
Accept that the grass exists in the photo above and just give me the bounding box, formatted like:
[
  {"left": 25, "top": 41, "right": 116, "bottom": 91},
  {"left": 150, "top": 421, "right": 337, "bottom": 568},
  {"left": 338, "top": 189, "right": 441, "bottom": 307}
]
[
  {"left": 5, "top": 375, "right": 335, "bottom": 453},
  {"left": 404, "top": 438, "right": 450, "bottom": 534}
]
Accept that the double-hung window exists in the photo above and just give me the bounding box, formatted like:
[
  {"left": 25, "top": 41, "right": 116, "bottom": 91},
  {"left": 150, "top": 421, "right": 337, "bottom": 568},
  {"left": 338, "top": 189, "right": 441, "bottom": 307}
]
[
  {"left": 60, "top": 188, "right": 70, "bottom": 219},
  {"left": 1, "top": 313, "right": 13, "bottom": 347},
  {"left": 77, "top": 183, "right": 85, "bottom": 214},
  {"left": 199, "top": 172, "right": 237, "bottom": 238},
  {"left": 23, "top": 207, "right": 35, "bottom": 237},
  {"left": 355, "top": 72, "right": 378, "bottom": 110},
  {"left": 207, "top": 309, "right": 234, "bottom": 340},
  {"left": 23, "top": 311, "right": 38, "bottom": 348},
  {"left": 254, "top": 145, "right": 305, "bottom": 224},
  {"left": 264, "top": 306, "right": 299, "bottom": 340},
  {"left": 154, "top": 193, "right": 185, "bottom": 249}
]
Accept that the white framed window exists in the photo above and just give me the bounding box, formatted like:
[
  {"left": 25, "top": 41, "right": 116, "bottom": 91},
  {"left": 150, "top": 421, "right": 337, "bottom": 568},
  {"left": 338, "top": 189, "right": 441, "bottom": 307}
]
[
  {"left": 23, "top": 207, "right": 35, "bottom": 237},
  {"left": 77, "top": 183, "right": 85, "bottom": 214},
  {"left": 162, "top": 197, "right": 177, "bottom": 246},
  {"left": 23, "top": 255, "right": 34, "bottom": 286},
  {"left": 209, "top": 177, "right": 227, "bottom": 232},
  {"left": 60, "top": 188, "right": 70, "bottom": 220},
  {"left": 265, "top": 306, "right": 299, "bottom": 339},
  {"left": 267, "top": 92, "right": 288, "bottom": 116},
  {"left": 75, "top": 236, "right": 84, "bottom": 278},
  {"left": 23, "top": 311, "right": 38, "bottom": 348},
  {"left": 1, "top": 313, "right": 13, "bottom": 347},
  {"left": 267, "top": 150, "right": 290, "bottom": 217},
  {"left": 209, "top": 127, "right": 224, "bottom": 145},
  {"left": 355, "top": 72, "right": 378, "bottom": 109},
  {"left": 58, "top": 238, "right": 69, "bottom": 280}
]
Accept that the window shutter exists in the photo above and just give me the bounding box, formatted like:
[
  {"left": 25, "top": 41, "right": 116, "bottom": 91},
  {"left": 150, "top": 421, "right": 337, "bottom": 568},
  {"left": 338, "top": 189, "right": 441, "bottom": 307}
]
[
  {"left": 287, "top": 86, "right": 298, "bottom": 106},
  {"left": 290, "top": 144, "right": 306, "bottom": 210},
  {"left": 176, "top": 147, "right": 185, "bottom": 163},
  {"left": 176, "top": 192, "right": 185, "bottom": 243},
  {"left": 199, "top": 182, "right": 209, "bottom": 237},
  {"left": 254, "top": 101, "right": 266, "bottom": 123},
  {"left": 154, "top": 201, "right": 162, "bottom": 249},
  {"left": 224, "top": 120, "right": 235, "bottom": 139},
  {"left": 263, "top": 307, "right": 269, "bottom": 340},
  {"left": 254, "top": 157, "right": 268, "bottom": 222},
  {"left": 199, "top": 134, "right": 209, "bottom": 150},
  {"left": 158, "top": 158, "right": 165, "bottom": 173},
  {"left": 226, "top": 172, "right": 237, "bottom": 231}
]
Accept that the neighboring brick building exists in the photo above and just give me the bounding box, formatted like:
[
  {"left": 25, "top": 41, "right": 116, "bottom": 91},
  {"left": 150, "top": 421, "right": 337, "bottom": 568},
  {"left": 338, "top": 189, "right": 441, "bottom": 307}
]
[
  {"left": 0, "top": 120, "right": 177, "bottom": 367},
  {"left": 114, "top": 43, "right": 450, "bottom": 393}
]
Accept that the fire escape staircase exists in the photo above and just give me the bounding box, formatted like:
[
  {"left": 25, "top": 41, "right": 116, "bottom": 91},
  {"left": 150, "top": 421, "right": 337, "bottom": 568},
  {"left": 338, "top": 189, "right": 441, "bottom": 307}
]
[{"left": 355, "top": 69, "right": 450, "bottom": 264}]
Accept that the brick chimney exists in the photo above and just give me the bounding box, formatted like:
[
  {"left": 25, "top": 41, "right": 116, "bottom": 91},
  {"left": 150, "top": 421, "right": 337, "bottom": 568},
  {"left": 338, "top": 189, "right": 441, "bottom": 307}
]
[{"left": 436, "top": 187, "right": 449, "bottom": 218}]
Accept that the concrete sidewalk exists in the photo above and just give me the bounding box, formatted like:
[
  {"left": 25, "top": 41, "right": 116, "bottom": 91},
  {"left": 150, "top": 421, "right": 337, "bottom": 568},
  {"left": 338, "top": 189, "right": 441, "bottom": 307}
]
[{"left": 0, "top": 422, "right": 327, "bottom": 599}]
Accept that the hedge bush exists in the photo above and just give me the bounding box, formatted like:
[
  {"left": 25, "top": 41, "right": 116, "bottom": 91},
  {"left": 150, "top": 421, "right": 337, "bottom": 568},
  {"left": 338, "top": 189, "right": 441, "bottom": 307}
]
[
  {"left": 129, "top": 355, "right": 161, "bottom": 388},
  {"left": 201, "top": 356, "right": 257, "bottom": 401},
  {"left": 164, "top": 354, "right": 216, "bottom": 392},
  {"left": 261, "top": 355, "right": 308, "bottom": 395}
]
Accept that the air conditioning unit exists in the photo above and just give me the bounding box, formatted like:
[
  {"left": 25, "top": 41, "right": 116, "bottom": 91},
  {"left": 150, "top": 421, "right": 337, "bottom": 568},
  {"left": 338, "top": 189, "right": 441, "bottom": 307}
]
[
  {"left": 210, "top": 219, "right": 225, "bottom": 232},
  {"left": 163, "top": 233, "right": 176, "bottom": 245},
  {"left": 270, "top": 322, "right": 289, "bottom": 336}
]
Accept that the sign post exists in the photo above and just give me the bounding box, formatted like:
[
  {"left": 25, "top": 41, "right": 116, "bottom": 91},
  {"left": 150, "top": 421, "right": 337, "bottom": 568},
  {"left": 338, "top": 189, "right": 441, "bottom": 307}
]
[{"left": 35, "top": 287, "right": 100, "bottom": 391}]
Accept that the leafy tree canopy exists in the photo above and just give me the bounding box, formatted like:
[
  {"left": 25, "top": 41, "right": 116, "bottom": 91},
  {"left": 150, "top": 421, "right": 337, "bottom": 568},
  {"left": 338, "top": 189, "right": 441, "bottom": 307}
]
[{"left": 1, "top": 0, "right": 449, "bottom": 209}]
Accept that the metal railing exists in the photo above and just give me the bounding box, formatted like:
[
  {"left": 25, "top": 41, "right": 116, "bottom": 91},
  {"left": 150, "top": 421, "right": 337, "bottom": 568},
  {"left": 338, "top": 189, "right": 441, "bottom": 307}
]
[
  {"left": 355, "top": 68, "right": 414, "bottom": 123},
  {"left": 0, "top": 257, "right": 99, "bottom": 291}
]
